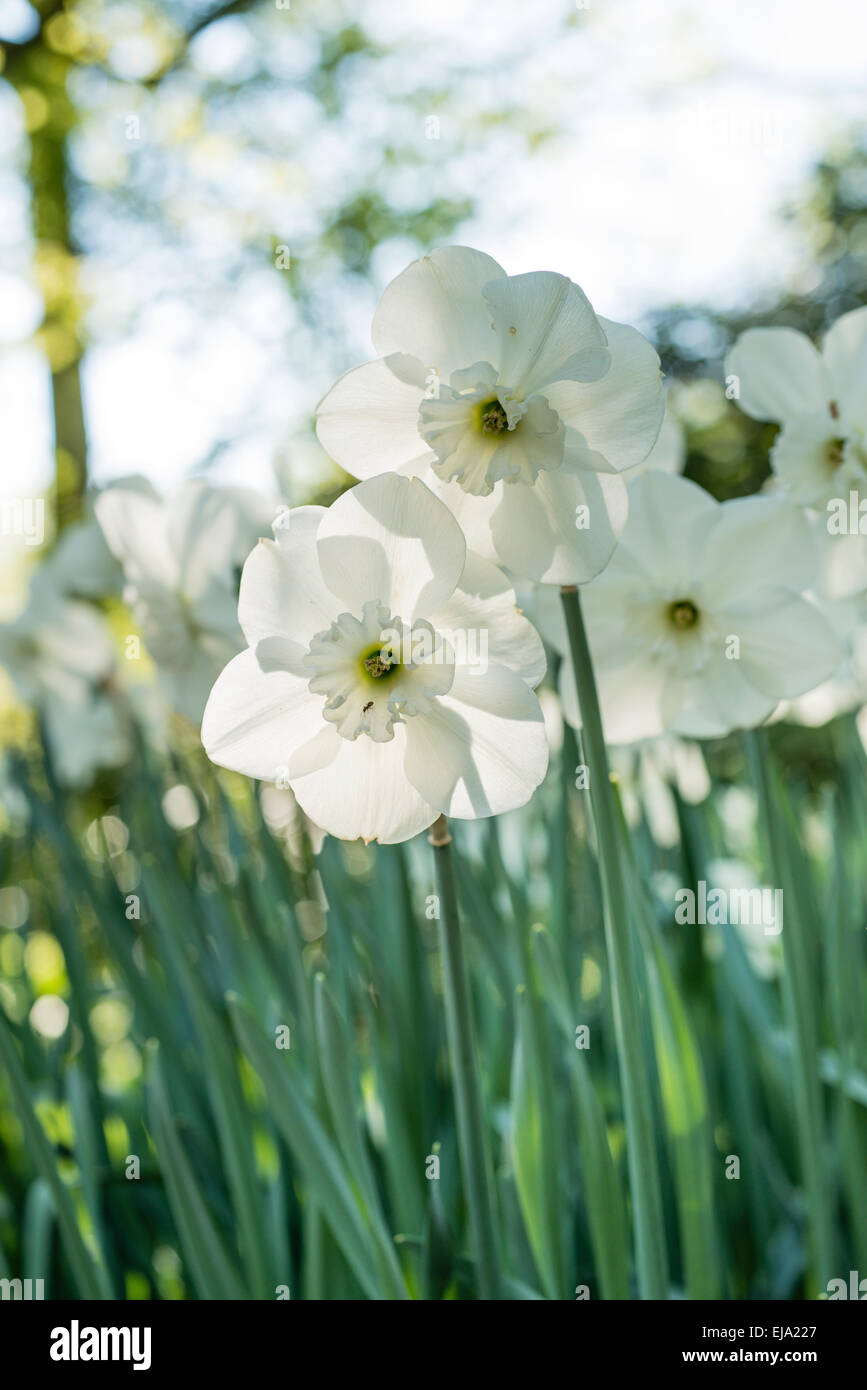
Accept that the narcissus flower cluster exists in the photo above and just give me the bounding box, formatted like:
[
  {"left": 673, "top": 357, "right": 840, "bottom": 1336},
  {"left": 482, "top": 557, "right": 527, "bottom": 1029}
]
[
  {"left": 194, "top": 248, "right": 854, "bottom": 839},
  {"left": 0, "top": 245, "right": 846, "bottom": 838}
]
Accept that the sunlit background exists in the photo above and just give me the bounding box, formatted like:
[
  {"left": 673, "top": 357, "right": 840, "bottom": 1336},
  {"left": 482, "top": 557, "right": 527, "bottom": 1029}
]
[{"left": 3, "top": 0, "right": 867, "bottom": 513}]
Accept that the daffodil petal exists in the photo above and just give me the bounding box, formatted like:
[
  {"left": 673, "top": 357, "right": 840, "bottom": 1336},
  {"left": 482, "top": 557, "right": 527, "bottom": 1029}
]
[
  {"left": 822, "top": 305, "right": 867, "bottom": 426},
  {"left": 697, "top": 495, "right": 820, "bottom": 607},
  {"left": 490, "top": 463, "right": 627, "bottom": 585},
  {"left": 483, "top": 271, "right": 609, "bottom": 398},
  {"left": 544, "top": 319, "right": 664, "bottom": 470},
  {"left": 315, "top": 474, "right": 466, "bottom": 621},
  {"left": 201, "top": 647, "right": 327, "bottom": 781},
  {"left": 723, "top": 592, "right": 842, "bottom": 699},
  {"left": 238, "top": 508, "right": 335, "bottom": 649},
  {"left": 291, "top": 725, "right": 438, "bottom": 844},
  {"left": 617, "top": 472, "right": 718, "bottom": 594},
  {"left": 315, "top": 355, "right": 432, "bottom": 480},
  {"left": 372, "top": 245, "right": 507, "bottom": 379},
  {"left": 725, "top": 327, "right": 831, "bottom": 422},
  {"left": 661, "top": 661, "right": 775, "bottom": 740},
  {"left": 427, "top": 551, "right": 547, "bottom": 687},
  {"left": 403, "top": 664, "right": 548, "bottom": 818}
]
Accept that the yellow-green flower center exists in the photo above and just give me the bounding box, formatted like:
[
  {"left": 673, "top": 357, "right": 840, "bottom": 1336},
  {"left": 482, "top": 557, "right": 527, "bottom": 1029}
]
[
  {"left": 362, "top": 647, "right": 397, "bottom": 679},
  {"left": 477, "top": 399, "right": 508, "bottom": 435},
  {"left": 669, "top": 599, "right": 699, "bottom": 630}
]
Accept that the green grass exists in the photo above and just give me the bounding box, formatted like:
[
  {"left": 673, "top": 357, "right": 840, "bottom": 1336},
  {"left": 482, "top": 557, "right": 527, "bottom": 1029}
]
[{"left": 0, "top": 711, "right": 865, "bottom": 1300}]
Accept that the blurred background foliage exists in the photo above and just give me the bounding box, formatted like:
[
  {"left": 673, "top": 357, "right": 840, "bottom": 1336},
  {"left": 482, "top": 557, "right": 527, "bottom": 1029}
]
[
  {"left": 656, "top": 137, "right": 867, "bottom": 501},
  {"left": 4, "top": 2, "right": 867, "bottom": 518},
  {"left": 3, "top": 0, "right": 561, "bottom": 524}
]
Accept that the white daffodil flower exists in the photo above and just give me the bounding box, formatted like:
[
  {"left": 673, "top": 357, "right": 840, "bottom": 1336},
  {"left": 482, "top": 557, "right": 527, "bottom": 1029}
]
[
  {"left": 315, "top": 246, "right": 664, "bottom": 586},
  {"left": 201, "top": 473, "right": 549, "bottom": 845},
  {"left": 0, "top": 577, "right": 130, "bottom": 786},
  {"left": 726, "top": 308, "right": 867, "bottom": 506},
  {"left": 532, "top": 472, "right": 842, "bottom": 744},
  {"left": 95, "top": 478, "right": 274, "bottom": 723}
]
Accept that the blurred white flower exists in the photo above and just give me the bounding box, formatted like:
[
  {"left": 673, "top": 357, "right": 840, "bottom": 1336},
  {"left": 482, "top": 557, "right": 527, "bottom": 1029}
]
[
  {"left": 316, "top": 245, "right": 664, "bottom": 585},
  {"left": 726, "top": 308, "right": 867, "bottom": 505},
  {"left": 260, "top": 783, "right": 328, "bottom": 860},
  {"left": 703, "top": 857, "right": 782, "bottom": 981},
  {"left": 608, "top": 733, "right": 711, "bottom": 847},
  {"left": 96, "top": 478, "right": 273, "bottom": 723},
  {"left": 648, "top": 733, "right": 711, "bottom": 804},
  {"left": 0, "top": 582, "right": 113, "bottom": 707},
  {"left": 807, "top": 508, "right": 867, "bottom": 604},
  {"left": 202, "top": 473, "right": 548, "bottom": 844},
  {"left": 0, "top": 575, "right": 130, "bottom": 786},
  {"left": 532, "top": 472, "right": 841, "bottom": 743},
  {"left": 32, "top": 503, "right": 123, "bottom": 603},
  {"left": 774, "top": 610, "right": 867, "bottom": 729},
  {"left": 43, "top": 687, "right": 130, "bottom": 788},
  {"left": 769, "top": 508, "right": 867, "bottom": 727}
]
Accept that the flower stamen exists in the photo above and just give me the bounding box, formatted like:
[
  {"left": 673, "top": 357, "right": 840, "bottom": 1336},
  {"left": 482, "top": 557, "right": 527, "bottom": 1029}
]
[
  {"left": 669, "top": 599, "right": 699, "bottom": 630},
  {"left": 479, "top": 400, "right": 508, "bottom": 435},
  {"left": 363, "top": 650, "right": 396, "bottom": 679}
]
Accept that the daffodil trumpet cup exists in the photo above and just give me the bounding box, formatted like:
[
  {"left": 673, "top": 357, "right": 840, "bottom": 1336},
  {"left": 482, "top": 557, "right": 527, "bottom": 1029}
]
[
  {"left": 558, "top": 584, "right": 668, "bottom": 1300},
  {"left": 429, "top": 813, "right": 503, "bottom": 1300}
]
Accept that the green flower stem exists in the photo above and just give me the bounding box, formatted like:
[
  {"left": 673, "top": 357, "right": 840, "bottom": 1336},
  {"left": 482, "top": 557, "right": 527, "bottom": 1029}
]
[
  {"left": 559, "top": 585, "right": 668, "bottom": 1300},
  {"left": 430, "top": 814, "right": 502, "bottom": 1300},
  {"left": 747, "top": 729, "right": 835, "bottom": 1291}
]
